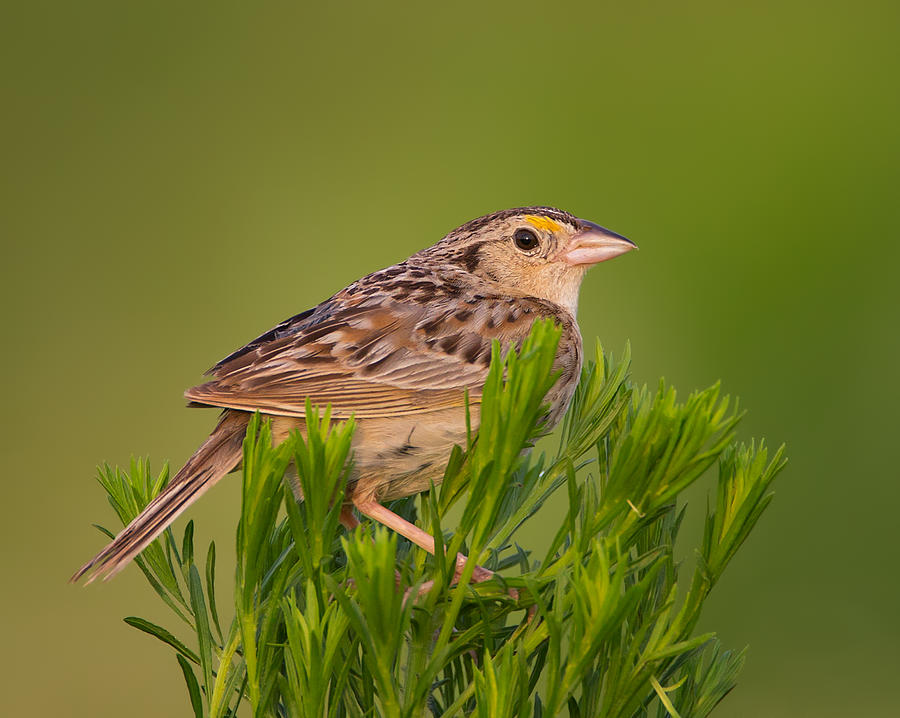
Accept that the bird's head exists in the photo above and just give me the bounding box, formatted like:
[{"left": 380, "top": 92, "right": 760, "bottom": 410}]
[{"left": 424, "top": 206, "right": 636, "bottom": 314}]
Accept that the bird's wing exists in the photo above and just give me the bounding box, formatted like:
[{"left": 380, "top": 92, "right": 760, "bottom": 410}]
[{"left": 185, "top": 293, "right": 554, "bottom": 419}]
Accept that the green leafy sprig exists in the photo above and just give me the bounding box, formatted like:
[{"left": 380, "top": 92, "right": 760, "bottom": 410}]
[{"left": 89, "top": 320, "right": 785, "bottom": 717}]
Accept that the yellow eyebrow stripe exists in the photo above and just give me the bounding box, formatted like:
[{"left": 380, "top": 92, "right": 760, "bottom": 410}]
[{"left": 524, "top": 215, "right": 562, "bottom": 232}]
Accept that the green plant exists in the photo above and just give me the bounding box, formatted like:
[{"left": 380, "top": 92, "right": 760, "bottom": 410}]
[{"left": 89, "top": 321, "right": 785, "bottom": 717}]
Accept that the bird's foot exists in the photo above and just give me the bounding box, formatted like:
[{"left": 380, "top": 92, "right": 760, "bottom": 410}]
[{"left": 405, "top": 552, "right": 518, "bottom": 603}]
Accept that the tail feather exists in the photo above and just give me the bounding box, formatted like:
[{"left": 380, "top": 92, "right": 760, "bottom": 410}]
[{"left": 72, "top": 412, "right": 249, "bottom": 584}]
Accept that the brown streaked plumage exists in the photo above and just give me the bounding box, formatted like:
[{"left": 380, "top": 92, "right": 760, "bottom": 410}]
[{"left": 73, "top": 206, "right": 636, "bottom": 585}]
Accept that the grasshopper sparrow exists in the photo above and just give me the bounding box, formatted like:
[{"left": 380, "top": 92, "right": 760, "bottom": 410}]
[{"left": 73, "top": 206, "right": 636, "bottom": 585}]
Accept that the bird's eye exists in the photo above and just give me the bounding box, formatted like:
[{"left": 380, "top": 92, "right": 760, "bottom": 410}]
[{"left": 513, "top": 228, "right": 540, "bottom": 252}]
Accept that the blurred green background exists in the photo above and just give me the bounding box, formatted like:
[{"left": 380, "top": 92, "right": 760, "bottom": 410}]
[{"left": 2, "top": 1, "right": 898, "bottom": 715}]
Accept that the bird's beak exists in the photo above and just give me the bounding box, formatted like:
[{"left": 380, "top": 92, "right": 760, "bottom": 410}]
[{"left": 560, "top": 220, "right": 637, "bottom": 266}]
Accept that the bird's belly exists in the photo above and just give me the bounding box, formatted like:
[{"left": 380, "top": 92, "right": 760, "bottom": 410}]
[
  {"left": 270, "top": 407, "right": 475, "bottom": 502},
  {"left": 350, "top": 407, "right": 474, "bottom": 501}
]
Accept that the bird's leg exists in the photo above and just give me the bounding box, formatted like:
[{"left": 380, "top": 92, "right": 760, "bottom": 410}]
[
  {"left": 339, "top": 505, "right": 360, "bottom": 531},
  {"left": 342, "top": 502, "right": 403, "bottom": 587},
  {"left": 352, "top": 499, "right": 496, "bottom": 590}
]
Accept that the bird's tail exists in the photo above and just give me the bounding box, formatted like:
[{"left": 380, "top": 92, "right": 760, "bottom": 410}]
[{"left": 71, "top": 411, "right": 249, "bottom": 584}]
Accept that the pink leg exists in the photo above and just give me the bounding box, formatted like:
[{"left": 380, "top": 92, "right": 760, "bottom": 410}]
[
  {"left": 343, "top": 502, "right": 404, "bottom": 587},
  {"left": 340, "top": 505, "right": 360, "bottom": 531},
  {"left": 352, "top": 499, "right": 495, "bottom": 587}
]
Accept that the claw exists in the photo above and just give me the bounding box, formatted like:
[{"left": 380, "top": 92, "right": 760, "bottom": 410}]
[{"left": 403, "top": 552, "right": 518, "bottom": 604}]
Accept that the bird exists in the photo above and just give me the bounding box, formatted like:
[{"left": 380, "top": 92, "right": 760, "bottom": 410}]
[{"left": 72, "top": 206, "right": 636, "bottom": 585}]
